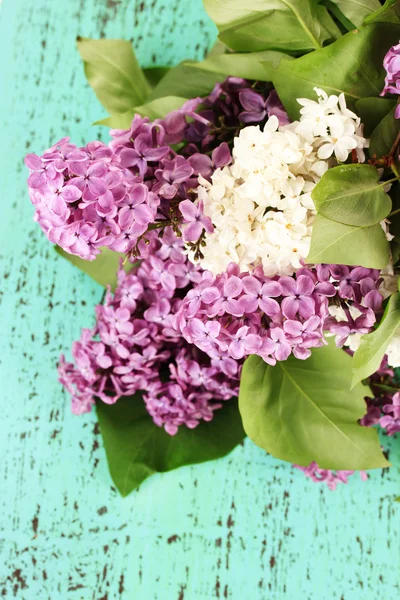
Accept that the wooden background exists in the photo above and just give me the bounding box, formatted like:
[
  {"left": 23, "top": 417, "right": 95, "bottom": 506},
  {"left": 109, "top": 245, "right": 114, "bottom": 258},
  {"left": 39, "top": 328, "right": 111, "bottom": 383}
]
[{"left": 1, "top": 0, "right": 400, "bottom": 598}]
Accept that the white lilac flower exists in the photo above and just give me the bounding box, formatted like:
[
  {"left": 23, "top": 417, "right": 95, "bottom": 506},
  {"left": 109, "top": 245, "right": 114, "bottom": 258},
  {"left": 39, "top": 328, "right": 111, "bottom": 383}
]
[
  {"left": 379, "top": 261, "right": 399, "bottom": 299},
  {"left": 386, "top": 330, "right": 400, "bottom": 368},
  {"left": 297, "top": 88, "right": 369, "bottom": 163},
  {"left": 190, "top": 89, "right": 369, "bottom": 277}
]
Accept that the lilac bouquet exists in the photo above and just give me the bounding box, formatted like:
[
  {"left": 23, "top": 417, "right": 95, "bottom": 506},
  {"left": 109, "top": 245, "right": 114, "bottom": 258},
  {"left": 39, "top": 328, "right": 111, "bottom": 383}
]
[{"left": 25, "top": 1, "right": 400, "bottom": 495}]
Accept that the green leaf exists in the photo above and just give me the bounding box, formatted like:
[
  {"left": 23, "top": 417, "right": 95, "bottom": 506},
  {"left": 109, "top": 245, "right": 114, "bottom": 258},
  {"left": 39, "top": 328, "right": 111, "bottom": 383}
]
[
  {"left": 312, "top": 164, "right": 392, "bottom": 227},
  {"left": 97, "top": 394, "right": 245, "bottom": 496},
  {"left": 307, "top": 214, "right": 390, "bottom": 269},
  {"left": 315, "top": 2, "right": 343, "bottom": 37},
  {"left": 321, "top": 0, "right": 357, "bottom": 32},
  {"left": 77, "top": 37, "right": 151, "bottom": 115},
  {"left": 143, "top": 66, "right": 170, "bottom": 88},
  {"left": 55, "top": 246, "right": 131, "bottom": 291},
  {"left": 364, "top": 0, "right": 400, "bottom": 24},
  {"left": 207, "top": 39, "right": 228, "bottom": 58},
  {"left": 239, "top": 340, "right": 388, "bottom": 470},
  {"left": 94, "top": 111, "right": 136, "bottom": 128},
  {"left": 355, "top": 97, "right": 396, "bottom": 136},
  {"left": 392, "top": 240, "right": 400, "bottom": 265},
  {"left": 203, "top": 0, "right": 339, "bottom": 53},
  {"left": 325, "top": 0, "right": 381, "bottom": 28},
  {"left": 135, "top": 96, "right": 189, "bottom": 119},
  {"left": 95, "top": 96, "right": 188, "bottom": 128},
  {"left": 192, "top": 50, "right": 293, "bottom": 82},
  {"left": 369, "top": 106, "right": 400, "bottom": 159},
  {"left": 148, "top": 61, "right": 225, "bottom": 101},
  {"left": 352, "top": 293, "right": 400, "bottom": 386},
  {"left": 271, "top": 23, "right": 400, "bottom": 120}
]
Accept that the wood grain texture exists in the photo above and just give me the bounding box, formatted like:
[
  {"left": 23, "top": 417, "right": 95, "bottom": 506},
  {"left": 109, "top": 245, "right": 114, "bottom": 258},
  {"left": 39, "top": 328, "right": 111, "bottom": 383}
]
[{"left": 0, "top": 0, "right": 400, "bottom": 598}]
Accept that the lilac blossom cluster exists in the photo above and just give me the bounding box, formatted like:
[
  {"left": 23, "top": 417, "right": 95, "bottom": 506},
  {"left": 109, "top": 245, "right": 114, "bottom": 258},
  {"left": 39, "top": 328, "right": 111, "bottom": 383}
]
[
  {"left": 294, "top": 463, "right": 368, "bottom": 491},
  {"left": 381, "top": 41, "right": 400, "bottom": 118},
  {"left": 25, "top": 79, "right": 285, "bottom": 259},
  {"left": 157, "top": 78, "right": 287, "bottom": 154},
  {"left": 28, "top": 75, "right": 399, "bottom": 490},
  {"left": 58, "top": 228, "right": 240, "bottom": 435},
  {"left": 174, "top": 263, "right": 383, "bottom": 364},
  {"left": 361, "top": 358, "right": 400, "bottom": 436},
  {"left": 25, "top": 137, "right": 163, "bottom": 259}
]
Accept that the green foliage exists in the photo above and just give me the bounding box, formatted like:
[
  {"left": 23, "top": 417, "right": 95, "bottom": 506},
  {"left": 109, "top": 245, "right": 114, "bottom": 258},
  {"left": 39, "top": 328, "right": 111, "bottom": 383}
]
[
  {"left": 323, "top": 0, "right": 382, "bottom": 28},
  {"left": 355, "top": 97, "right": 396, "bottom": 136},
  {"left": 270, "top": 23, "right": 400, "bottom": 120},
  {"left": 203, "top": 0, "right": 339, "bottom": 53},
  {"left": 311, "top": 164, "right": 392, "bottom": 227},
  {"left": 97, "top": 395, "right": 245, "bottom": 496},
  {"left": 147, "top": 60, "right": 225, "bottom": 101},
  {"left": 191, "top": 50, "right": 293, "bottom": 82},
  {"left": 77, "top": 38, "right": 151, "bottom": 115},
  {"left": 239, "top": 341, "right": 389, "bottom": 470},
  {"left": 55, "top": 247, "right": 131, "bottom": 291},
  {"left": 369, "top": 106, "right": 400, "bottom": 158},
  {"left": 320, "top": 0, "right": 358, "bottom": 32},
  {"left": 363, "top": 0, "right": 400, "bottom": 24},
  {"left": 307, "top": 214, "right": 390, "bottom": 269},
  {"left": 352, "top": 293, "right": 400, "bottom": 386},
  {"left": 96, "top": 96, "right": 188, "bottom": 128},
  {"left": 143, "top": 66, "right": 170, "bottom": 88}
]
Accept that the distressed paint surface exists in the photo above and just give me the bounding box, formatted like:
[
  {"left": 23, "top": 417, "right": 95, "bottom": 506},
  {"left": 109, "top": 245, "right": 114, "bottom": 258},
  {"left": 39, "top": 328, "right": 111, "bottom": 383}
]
[{"left": 0, "top": 0, "right": 400, "bottom": 598}]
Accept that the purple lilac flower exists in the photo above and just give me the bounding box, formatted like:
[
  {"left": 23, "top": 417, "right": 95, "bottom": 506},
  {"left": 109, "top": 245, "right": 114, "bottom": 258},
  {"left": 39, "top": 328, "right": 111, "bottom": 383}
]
[
  {"left": 381, "top": 42, "right": 400, "bottom": 118},
  {"left": 239, "top": 89, "right": 268, "bottom": 123},
  {"left": 238, "top": 88, "right": 290, "bottom": 126},
  {"left": 58, "top": 228, "right": 239, "bottom": 434},
  {"left": 174, "top": 262, "right": 383, "bottom": 364},
  {"left": 380, "top": 392, "right": 400, "bottom": 435},
  {"left": 294, "top": 463, "right": 368, "bottom": 491},
  {"left": 174, "top": 262, "right": 329, "bottom": 364},
  {"left": 179, "top": 199, "right": 214, "bottom": 242},
  {"left": 153, "top": 156, "right": 194, "bottom": 199},
  {"left": 26, "top": 78, "right": 283, "bottom": 259},
  {"left": 25, "top": 136, "right": 159, "bottom": 259},
  {"left": 265, "top": 90, "right": 290, "bottom": 126},
  {"left": 155, "top": 77, "right": 277, "bottom": 153},
  {"left": 356, "top": 358, "right": 400, "bottom": 441}
]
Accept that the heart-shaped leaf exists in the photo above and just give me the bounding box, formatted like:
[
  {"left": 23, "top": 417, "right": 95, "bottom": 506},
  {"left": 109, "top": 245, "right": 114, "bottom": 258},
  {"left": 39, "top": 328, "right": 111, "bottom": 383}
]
[
  {"left": 312, "top": 164, "right": 392, "bottom": 227},
  {"left": 352, "top": 293, "right": 400, "bottom": 386},
  {"left": 148, "top": 61, "right": 225, "bottom": 101},
  {"left": 325, "top": 0, "right": 381, "bottom": 28},
  {"left": 203, "top": 0, "right": 339, "bottom": 53},
  {"left": 191, "top": 49, "right": 293, "bottom": 81},
  {"left": 369, "top": 106, "right": 400, "bottom": 158},
  {"left": 55, "top": 246, "right": 131, "bottom": 290},
  {"left": 270, "top": 23, "right": 400, "bottom": 119},
  {"left": 97, "top": 395, "right": 245, "bottom": 496},
  {"left": 239, "top": 341, "right": 389, "bottom": 470},
  {"left": 355, "top": 97, "right": 396, "bottom": 136},
  {"left": 95, "top": 96, "right": 189, "bottom": 128},
  {"left": 307, "top": 214, "right": 390, "bottom": 269},
  {"left": 364, "top": 0, "right": 400, "bottom": 24},
  {"left": 77, "top": 38, "right": 151, "bottom": 115}
]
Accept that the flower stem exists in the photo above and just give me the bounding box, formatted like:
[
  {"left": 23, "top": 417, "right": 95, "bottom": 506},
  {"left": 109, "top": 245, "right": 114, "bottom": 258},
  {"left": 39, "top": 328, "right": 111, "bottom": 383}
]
[
  {"left": 391, "top": 161, "right": 400, "bottom": 179},
  {"left": 389, "top": 130, "right": 400, "bottom": 159},
  {"left": 373, "top": 383, "right": 400, "bottom": 393}
]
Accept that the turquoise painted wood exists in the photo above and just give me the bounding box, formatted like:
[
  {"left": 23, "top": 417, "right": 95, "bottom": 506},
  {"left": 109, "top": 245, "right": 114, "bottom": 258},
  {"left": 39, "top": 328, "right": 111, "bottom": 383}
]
[{"left": 1, "top": 0, "right": 400, "bottom": 598}]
